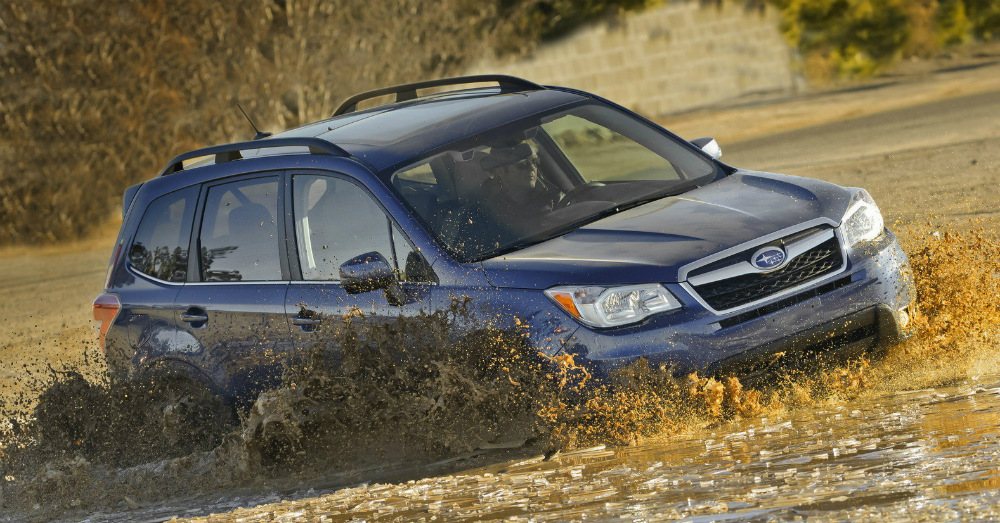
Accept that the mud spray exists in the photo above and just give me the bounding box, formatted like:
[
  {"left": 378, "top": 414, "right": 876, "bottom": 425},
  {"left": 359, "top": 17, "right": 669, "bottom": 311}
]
[{"left": 1, "top": 223, "right": 998, "bottom": 519}]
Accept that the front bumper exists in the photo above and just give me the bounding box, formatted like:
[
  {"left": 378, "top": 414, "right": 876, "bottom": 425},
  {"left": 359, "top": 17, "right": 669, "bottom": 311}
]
[
  {"left": 704, "top": 303, "right": 901, "bottom": 378},
  {"left": 561, "top": 229, "right": 915, "bottom": 376}
]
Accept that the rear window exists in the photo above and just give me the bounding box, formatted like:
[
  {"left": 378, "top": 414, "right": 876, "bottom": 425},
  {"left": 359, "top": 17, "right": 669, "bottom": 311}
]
[{"left": 128, "top": 186, "right": 198, "bottom": 282}]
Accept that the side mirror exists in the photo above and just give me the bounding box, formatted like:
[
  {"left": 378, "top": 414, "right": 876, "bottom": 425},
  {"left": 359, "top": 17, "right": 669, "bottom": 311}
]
[
  {"left": 340, "top": 251, "right": 395, "bottom": 295},
  {"left": 690, "top": 137, "right": 722, "bottom": 160}
]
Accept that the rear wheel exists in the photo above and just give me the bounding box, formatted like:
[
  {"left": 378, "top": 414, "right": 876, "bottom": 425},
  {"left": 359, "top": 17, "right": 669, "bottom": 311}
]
[{"left": 142, "top": 373, "right": 236, "bottom": 451}]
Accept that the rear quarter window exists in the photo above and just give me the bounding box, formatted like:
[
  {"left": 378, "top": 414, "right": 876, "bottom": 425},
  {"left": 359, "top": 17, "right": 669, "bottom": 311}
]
[{"left": 128, "top": 186, "right": 198, "bottom": 282}]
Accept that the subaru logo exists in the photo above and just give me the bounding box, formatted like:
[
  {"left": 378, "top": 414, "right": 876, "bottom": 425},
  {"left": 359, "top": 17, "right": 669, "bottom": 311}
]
[{"left": 751, "top": 246, "right": 786, "bottom": 271}]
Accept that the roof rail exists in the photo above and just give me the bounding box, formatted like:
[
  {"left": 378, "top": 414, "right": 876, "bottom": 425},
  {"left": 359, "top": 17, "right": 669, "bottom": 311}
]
[
  {"left": 332, "top": 74, "right": 545, "bottom": 117},
  {"left": 158, "top": 137, "right": 350, "bottom": 177}
]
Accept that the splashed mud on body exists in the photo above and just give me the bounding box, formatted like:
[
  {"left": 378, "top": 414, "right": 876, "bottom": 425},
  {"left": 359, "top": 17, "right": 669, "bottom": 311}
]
[{"left": 0, "top": 225, "right": 998, "bottom": 520}]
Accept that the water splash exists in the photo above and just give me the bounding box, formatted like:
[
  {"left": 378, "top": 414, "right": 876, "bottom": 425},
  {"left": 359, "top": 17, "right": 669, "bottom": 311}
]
[{"left": 2, "top": 223, "right": 998, "bottom": 517}]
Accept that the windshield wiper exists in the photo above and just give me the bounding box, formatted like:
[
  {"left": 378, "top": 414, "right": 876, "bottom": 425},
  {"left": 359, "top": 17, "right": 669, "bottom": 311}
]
[
  {"left": 618, "top": 181, "right": 701, "bottom": 211},
  {"left": 474, "top": 181, "right": 704, "bottom": 261},
  {"left": 489, "top": 204, "right": 629, "bottom": 257}
]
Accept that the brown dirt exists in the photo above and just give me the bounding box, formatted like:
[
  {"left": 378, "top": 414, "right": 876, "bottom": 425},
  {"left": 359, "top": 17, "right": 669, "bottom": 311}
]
[{"left": 0, "top": 217, "right": 119, "bottom": 410}]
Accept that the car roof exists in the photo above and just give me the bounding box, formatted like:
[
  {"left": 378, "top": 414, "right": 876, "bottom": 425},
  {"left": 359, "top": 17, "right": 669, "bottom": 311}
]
[{"left": 272, "top": 88, "right": 588, "bottom": 174}]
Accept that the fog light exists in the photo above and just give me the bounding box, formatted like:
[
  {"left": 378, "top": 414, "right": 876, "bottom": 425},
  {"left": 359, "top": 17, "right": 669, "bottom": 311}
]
[{"left": 897, "top": 307, "right": 910, "bottom": 329}]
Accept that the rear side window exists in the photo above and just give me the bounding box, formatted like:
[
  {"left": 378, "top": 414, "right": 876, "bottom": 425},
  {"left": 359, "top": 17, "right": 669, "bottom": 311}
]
[
  {"left": 198, "top": 177, "right": 281, "bottom": 282},
  {"left": 128, "top": 186, "right": 197, "bottom": 282}
]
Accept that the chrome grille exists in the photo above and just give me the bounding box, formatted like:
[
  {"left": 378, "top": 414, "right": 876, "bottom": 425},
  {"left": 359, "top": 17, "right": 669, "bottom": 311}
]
[{"left": 690, "top": 235, "right": 843, "bottom": 311}]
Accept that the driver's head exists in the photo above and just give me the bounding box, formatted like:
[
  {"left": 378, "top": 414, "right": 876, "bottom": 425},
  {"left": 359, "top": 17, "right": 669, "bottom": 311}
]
[{"left": 481, "top": 142, "right": 540, "bottom": 192}]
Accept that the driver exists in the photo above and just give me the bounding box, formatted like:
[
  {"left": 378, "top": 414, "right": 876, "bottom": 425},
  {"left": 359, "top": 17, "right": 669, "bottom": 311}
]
[{"left": 477, "top": 142, "right": 560, "bottom": 239}]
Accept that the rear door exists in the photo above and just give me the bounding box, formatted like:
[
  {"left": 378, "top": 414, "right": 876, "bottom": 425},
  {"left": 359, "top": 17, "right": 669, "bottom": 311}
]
[
  {"left": 114, "top": 185, "right": 199, "bottom": 375},
  {"left": 172, "top": 173, "right": 292, "bottom": 402},
  {"left": 284, "top": 171, "right": 435, "bottom": 358}
]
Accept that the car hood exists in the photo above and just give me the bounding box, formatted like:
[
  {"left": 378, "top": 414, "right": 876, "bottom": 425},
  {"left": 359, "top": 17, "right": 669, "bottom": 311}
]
[{"left": 480, "top": 171, "right": 854, "bottom": 289}]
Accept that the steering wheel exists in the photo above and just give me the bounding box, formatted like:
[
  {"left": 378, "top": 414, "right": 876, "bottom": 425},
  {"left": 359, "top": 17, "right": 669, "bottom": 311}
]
[{"left": 556, "top": 182, "right": 606, "bottom": 209}]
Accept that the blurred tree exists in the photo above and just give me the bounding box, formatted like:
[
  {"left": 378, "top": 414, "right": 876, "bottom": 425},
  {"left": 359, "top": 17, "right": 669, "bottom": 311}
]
[
  {"left": 961, "top": 0, "right": 1000, "bottom": 40},
  {"left": 935, "top": 0, "right": 974, "bottom": 46},
  {"left": 0, "top": 0, "right": 502, "bottom": 243},
  {"left": 491, "top": 0, "right": 662, "bottom": 54},
  {"left": 1, "top": 0, "right": 996, "bottom": 243},
  {"left": 773, "top": 0, "right": 911, "bottom": 80}
]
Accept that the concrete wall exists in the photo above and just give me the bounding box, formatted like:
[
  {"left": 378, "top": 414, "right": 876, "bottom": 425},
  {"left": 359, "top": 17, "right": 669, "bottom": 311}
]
[{"left": 466, "top": 1, "right": 796, "bottom": 117}]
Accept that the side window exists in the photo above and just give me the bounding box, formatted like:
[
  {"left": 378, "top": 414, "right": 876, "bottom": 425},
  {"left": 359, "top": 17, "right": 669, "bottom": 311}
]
[
  {"left": 392, "top": 224, "right": 435, "bottom": 283},
  {"left": 294, "top": 175, "right": 404, "bottom": 281},
  {"left": 199, "top": 177, "right": 281, "bottom": 282},
  {"left": 128, "top": 186, "right": 197, "bottom": 282}
]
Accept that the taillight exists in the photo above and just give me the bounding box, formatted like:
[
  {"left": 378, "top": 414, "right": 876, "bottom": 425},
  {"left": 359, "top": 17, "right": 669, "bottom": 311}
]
[{"left": 93, "top": 293, "right": 122, "bottom": 353}]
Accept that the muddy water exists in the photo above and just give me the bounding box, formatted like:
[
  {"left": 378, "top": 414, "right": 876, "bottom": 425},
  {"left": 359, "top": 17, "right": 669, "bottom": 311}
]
[
  {"left": 2, "top": 227, "right": 998, "bottom": 522},
  {"left": 132, "top": 375, "right": 1000, "bottom": 522}
]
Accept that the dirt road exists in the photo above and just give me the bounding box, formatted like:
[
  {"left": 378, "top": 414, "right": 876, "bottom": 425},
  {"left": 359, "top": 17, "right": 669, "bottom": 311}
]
[
  {"left": 1, "top": 48, "right": 999, "bottom": 522},
  {"left": 0, "top": 234, "right": 111, "bottom": 405},
  {"left": 726, "top": 89, "right": 1000, "bottom": 230}
]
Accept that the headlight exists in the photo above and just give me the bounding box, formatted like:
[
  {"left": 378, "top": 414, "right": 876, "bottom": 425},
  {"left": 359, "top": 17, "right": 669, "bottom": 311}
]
[
  {"left": 842, "top": 189, "right": 884, "bottom": 246},
  {"left": 544, "top": 284, "right": 682, "bottom": 328}
]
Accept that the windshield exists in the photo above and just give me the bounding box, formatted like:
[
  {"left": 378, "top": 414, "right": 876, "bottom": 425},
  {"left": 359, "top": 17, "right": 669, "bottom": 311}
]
[{"left": 390, "top": 102, "right": 719, "bottom": 262}]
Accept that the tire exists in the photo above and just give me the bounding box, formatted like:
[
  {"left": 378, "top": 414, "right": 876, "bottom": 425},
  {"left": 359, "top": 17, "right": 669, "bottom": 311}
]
[{"left": 143, "top": 373, "right": 236, "bottom": 452}]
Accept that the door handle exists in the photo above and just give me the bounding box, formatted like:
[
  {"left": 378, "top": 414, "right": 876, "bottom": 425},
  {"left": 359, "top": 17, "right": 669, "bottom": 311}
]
[
  {"left": 180, "top": 308, "right": 208, "bottom": 324},
  {"left": 291, "top": 308, "right": 322, "bottom": 331},
  {"left": 180, "top": 312, "right": 209, "bottom": 323}
]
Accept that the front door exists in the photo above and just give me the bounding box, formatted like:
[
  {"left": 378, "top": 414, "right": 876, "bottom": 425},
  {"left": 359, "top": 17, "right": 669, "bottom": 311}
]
[{"left": 284, "top": 173, "right": 435, "bottom": 362}]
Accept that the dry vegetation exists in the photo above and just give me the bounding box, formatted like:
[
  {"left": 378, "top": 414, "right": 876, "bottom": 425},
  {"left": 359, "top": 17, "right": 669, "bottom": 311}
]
[
  {"left": 773, "top": 0, "right": 1000, "bottom": 81},
  {"left": 0, "top": 0, "right": 664, "bottom": 245},
  {"left": 2, "top": 0, "right": 997, "bottom": 244},
  {"left": 0, "top": 0, "right": 510, "bottom": 243}
]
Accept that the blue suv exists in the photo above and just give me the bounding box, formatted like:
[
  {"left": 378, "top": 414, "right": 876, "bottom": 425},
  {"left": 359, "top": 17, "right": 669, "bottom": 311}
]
[{"left": 93, "top": 75, "right": 915, "bottom": 402}]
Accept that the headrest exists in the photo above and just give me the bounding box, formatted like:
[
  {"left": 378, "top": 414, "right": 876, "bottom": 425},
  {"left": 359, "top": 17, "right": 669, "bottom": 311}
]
[{"left": 480, "top": 143, "right": 533, "bottom": 171}]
